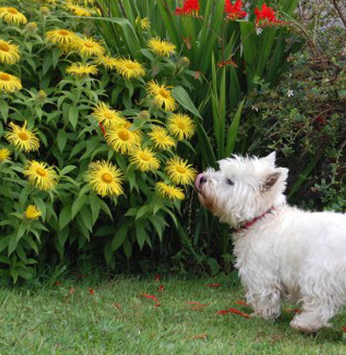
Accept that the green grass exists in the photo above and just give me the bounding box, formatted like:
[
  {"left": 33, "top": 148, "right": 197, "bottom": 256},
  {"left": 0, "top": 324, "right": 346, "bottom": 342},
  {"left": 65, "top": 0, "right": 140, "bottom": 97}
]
[{"left": 1, "top": 275, "right": 346, "bottom": 354}]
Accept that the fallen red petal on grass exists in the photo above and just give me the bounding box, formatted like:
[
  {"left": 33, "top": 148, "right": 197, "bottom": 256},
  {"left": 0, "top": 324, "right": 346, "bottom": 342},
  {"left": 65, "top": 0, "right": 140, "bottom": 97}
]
[
  {"left": 206, "top": 283, "right": 222, "bottom": 288},
  {"left": 186, "top": 301, "right": 207, "bottom": 311},
  {"left": 154, "top": 274, "right": 161, "bottom": 281},
  {"left": 192, "top": 334, "right": 207, "bottom": 340},
  {"left": 88, "top": 288, "right": 95, "bottom": 295},
  {"left": 157, "top": 284, "right": 165, "bottom": 292},
  {"left": 54, "top": 281, "right": 61, "bottom": 287},
  {"left": 69, "top": 287, "right": 77, "bottom": 295},
  {"left": 142, "top": 293, "right": 160, "bottom": 307},
  {"left": 342, "top": 326, "right": 346, "bottom": 332},
  {"left": 215, "top": 308, "right": 250, "bottom": 318},
  {"left": 112, "top": 303, "right": 122, "bottom": 310}
]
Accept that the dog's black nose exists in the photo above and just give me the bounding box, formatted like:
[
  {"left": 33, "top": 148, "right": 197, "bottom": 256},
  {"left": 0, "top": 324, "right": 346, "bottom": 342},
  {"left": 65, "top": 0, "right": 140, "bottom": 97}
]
[{"left": 200, "top": 176, "right": 207, "bottom": 184}]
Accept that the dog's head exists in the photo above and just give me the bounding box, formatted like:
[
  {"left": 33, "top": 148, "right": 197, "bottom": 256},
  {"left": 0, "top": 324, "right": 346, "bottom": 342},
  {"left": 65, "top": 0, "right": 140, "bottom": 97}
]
[{"left": 195, "top": 152, "right": 288, "bottom": 228}]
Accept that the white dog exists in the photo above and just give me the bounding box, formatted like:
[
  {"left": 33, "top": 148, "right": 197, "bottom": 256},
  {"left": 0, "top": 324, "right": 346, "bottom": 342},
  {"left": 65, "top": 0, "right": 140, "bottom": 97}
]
[{"left": 195, "top": 152, "right": 346, "bottom": 333}]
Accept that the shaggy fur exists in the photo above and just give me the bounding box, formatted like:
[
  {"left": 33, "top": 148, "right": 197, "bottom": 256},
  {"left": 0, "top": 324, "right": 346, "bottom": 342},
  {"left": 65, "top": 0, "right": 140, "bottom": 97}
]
[{"left": 195, "top": 152, "right": 346, "bottom": 333}]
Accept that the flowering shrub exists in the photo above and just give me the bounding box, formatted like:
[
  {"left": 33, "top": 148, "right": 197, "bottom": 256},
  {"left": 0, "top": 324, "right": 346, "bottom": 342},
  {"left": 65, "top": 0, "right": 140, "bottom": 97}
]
[{"left": 0, "top": 0, "right": 198, "bottom": 282}]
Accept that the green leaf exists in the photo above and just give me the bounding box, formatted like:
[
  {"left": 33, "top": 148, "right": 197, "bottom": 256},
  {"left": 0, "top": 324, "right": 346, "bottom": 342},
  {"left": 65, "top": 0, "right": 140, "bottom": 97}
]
[
  {"left": 72, "top": 195, "right": 88, "bottom": 219},
  {"left": 69, "top": 106, "right": 79, "bottom": 130},
  {"left": 89, "top": 194, "right": 101, "bottom": 225},
  {"left": 80, "top": 206, "right": 93, "bottom": 232},
  {"left": 112, "top": 224, "right": 128, "bottom": 251},
  {"left": 60, "top": 165, "right": 77, "bottom": 176},
  {"left": 172, "top": 86, "right": 202, "bottom": 119},
  {"left": 57, "top": 129, "right": 68, "bottom": 153},
  {"left": 135, "top": 222, "right": 149, "bottom": 250},
  {"left": 0, "top": 98, "right": 9, "bottom": 122},
  {"left": 225, "top": 99, "right": 245, "bottom": 157},
  {"left": 59, "top": 205, "right": 72, "bottom": 230}
]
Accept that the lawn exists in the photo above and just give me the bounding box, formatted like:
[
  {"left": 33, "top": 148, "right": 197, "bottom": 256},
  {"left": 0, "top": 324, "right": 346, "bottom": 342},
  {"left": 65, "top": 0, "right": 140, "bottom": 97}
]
[{"left": 1, "top": 275, "right": 346, "bottom": 354}]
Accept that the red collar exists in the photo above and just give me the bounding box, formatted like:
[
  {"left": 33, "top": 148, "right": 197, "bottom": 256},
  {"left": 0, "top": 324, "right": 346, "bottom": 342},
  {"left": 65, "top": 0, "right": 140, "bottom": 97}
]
[{"left": 236, "top": 207, "right": 275, "bottom": 232}]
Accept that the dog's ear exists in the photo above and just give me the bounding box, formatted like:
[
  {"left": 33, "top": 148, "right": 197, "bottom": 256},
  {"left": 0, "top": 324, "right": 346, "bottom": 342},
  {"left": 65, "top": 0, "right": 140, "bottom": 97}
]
[
  {"left": 262, "top": 168, "right": 288, "bottom": 190},
  {"left": 262, "top": 151, "right": 276, "bottom": 167}
]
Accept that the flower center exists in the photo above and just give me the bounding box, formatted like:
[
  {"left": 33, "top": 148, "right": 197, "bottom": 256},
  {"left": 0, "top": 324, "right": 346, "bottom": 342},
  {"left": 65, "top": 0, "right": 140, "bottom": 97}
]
[
  {"left": 159, "top": 89, "right": 169, "bottom": 99},
  {"left": 139, "top": 153, "right": 151, "bottom": 162},
  {"left": 101, "top": 172, "right": 113, "bottom": 183},
  {"left": 0, "top": 43, "right": 10, "bottom": 52},
  {"left": 18, "top": 132, "right": 29, "bottom": 141},
  {"left": 176, "top": 122, "right": 186, "bottom": 130},
  {"left": 0, "top": 73, "right": 11, "bottom": 81},
  {"left": 118, "top": 130, "right": 130, "bottom": 141},
  {"left": 125, "top": 62, "right": 137, "bottom": 69},
  {"left": 176, "top": 166, "right": 187, "bottom": 174},
  {"left": 104, "top": 112, "right": 114, "bottom": 119},
  {"left": 84, "top": 41, "right": 95, "bottom": 48},
  {"left": 58, "top": 30, "right": 70, "bottom": 36},
  {"left": 7, "top": 7, "right": 18, "bottom": 14},
  {"left": 36, "top": 168, "right": 47, "bottom": 177}
]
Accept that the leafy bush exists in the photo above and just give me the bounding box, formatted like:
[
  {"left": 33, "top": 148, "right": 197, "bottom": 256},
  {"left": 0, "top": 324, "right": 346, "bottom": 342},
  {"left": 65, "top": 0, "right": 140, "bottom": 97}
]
[
  {"left": 242, "top": 26, "right": 346, "bottom": 211},
  {"left": 0, "top": 0, "right": 199, "bottom": 282}
]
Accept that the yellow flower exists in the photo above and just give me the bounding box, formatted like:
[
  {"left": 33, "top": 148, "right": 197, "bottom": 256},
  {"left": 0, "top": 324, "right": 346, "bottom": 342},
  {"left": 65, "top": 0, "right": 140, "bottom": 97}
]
[
  {"left": 165, "top": 156, "right": 197, "bottom": 185},
  {"left": 66, "top": 62, "right": 98, "bottom": 77},
  {"left": 23, "top": 161, "right": 59, "bottom": 191},
  {"left": 148, "top": 126, "right": 176, "bottom": 150},
  {"left": 146, "top": 81, "right": 176, "bottom": 112},
  {"left": 136, "top": 16, "right": 150, "bottom": 30},
  {"left": 24, "top": 205, "right": 42, "bottom": 220},
  {"left": 24, "top": 22, "right": 38, "bottom": 34},
  {"left": 92, "top": 102, "right": 126, "bottom": 128},
  {"left": 0, "top": 39, "right": 20, "bottom": 64},
  {"left": 95, "top": 55, "right": 120, "bottom": 70},
  {"left": 129, "top": 147, "right": 160, "bottom": 172},
  {"left": 87, "top": 160, "right": 123, "bottom": 197},
  {"left": 167, "top": 113, "right": 195, "bottom": 140},
  {"left": 0, "top": 7, "right": 27, "bottom": 25},
  {"left": 46, "top": 29, "right": 77, "bottom": 46},
  {"left": 105, "top": 125, "right": 141, "bottom": 155},
  {"left": 115, "top": 58, "right": 145, "bottom": 79},
  {"left": 156, "top": 182, "right": 185, "bottom": 200},
  {"left": 0, "top": 71, "right": 22, "bottom": 93},
  {"left": 0, "top": 148, "right": 11, "bottom": 162},
  {"left": 65, "top": 3, "right": 93, "bottom": 16},
  {"left": 73, "top": 36, "right": 106, "bottom": 57},
  {"left": 148, "top": 38, "right": 176, "bottom": 57},
  {"left": 40, "top": 7, "right": 50, "bottom": 16},
  {"left": 6, "top": 121, "right": 40, "bottom": 152}
]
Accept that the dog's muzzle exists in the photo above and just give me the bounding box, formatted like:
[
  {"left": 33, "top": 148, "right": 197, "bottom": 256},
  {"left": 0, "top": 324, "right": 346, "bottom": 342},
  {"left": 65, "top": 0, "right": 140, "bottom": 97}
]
[{"left": 195, "top": 173, "right": 207, "bottom": 192}]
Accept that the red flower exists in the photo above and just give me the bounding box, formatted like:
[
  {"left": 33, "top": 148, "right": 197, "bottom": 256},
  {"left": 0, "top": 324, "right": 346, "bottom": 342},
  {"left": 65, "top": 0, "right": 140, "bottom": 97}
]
[
  {"left": 342, "top": 326, "right": 346, "bottom": 332},
  {"left": 206, "top": 283, "right": 222, "bottom": 288},
  {"left": 175, "top": 0, "right": 200, "bottom": 16},
  {"left": 99, "top": 122, "right": 106, "bottom": 136},
  {"left": 157, "top": 284, "right": 165, "bottom": 292},
  {"left": 154, "top": 274, "right": 161, "bottom": 281},
  {"left": 88, "top": 287, "right": 95, "bottom": 295},
  {"left": 224, "top": 0, "right": 247, "bottom": 21},
  {"left": 254, "top": 4, "right": 282, "bottom": 26}
]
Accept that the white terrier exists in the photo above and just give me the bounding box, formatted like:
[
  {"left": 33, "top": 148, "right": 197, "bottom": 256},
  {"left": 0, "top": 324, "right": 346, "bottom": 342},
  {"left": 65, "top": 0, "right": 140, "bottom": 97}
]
[{"left": 195, "top": 152, "right": 346, "bottom": 333}]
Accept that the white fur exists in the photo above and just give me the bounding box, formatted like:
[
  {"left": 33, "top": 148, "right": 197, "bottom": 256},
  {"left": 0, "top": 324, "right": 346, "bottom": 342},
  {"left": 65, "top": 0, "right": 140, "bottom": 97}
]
[{"left": 196, "top": 152, "right": 346, "bottom": 333}]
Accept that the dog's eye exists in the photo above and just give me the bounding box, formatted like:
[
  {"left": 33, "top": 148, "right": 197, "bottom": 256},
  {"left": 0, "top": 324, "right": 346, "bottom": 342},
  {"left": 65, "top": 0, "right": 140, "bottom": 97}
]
[{"left": 226, "top": 178, "right": 234, "bottom": 186}]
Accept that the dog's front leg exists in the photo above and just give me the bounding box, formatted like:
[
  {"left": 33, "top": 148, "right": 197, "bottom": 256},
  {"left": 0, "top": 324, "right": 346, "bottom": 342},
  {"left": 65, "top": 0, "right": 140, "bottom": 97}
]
[{"left": 246, "top": 286, "right": 282, "bottom": 321}]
